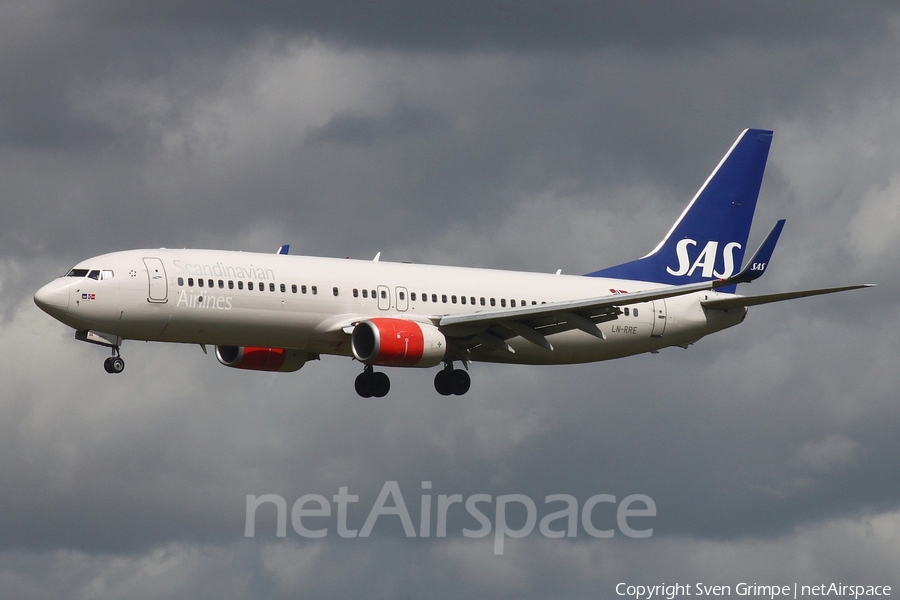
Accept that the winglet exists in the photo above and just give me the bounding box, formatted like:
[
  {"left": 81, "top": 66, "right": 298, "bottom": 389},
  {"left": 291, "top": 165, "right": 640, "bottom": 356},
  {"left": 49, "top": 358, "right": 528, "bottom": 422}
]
[
  {"left": 277, "top": 245, "right": 290, "bottom": 255},
  {"left": 726, "top": 219, "right": 785, "bottom": 285}
]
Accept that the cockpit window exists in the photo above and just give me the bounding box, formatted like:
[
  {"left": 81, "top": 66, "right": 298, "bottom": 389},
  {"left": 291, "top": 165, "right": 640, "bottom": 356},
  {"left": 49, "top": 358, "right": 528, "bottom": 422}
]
[{"left": 65, "top": 268, "right": 114, "bottom": 280}]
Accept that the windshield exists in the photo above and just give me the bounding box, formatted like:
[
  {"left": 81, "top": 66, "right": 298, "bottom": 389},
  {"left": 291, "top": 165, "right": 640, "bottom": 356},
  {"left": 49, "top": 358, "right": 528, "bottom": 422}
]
[{"left": 66, "top": 268, "right": 114, "bottom": 279}]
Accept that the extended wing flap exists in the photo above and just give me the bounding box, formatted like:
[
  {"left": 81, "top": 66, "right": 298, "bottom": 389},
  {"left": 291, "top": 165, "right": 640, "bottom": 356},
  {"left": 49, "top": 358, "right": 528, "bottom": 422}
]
[{"left": 702, "top": 284, "right": 875, "bottom": 311}]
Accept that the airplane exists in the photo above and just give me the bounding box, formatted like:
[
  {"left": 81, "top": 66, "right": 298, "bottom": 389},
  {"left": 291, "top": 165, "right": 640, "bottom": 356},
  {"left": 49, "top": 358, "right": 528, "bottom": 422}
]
[{"left": 34, "top": 129, "right": 872, "bottom": 397}]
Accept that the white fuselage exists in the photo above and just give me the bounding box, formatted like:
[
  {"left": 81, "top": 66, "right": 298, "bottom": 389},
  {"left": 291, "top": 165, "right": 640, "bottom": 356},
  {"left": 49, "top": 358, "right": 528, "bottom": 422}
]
[{"left": 35, "top": 248, "right": 746, "bottom": 366}]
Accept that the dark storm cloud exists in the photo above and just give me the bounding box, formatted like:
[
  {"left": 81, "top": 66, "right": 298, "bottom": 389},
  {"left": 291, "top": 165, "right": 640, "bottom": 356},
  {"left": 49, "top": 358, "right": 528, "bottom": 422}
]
[
  {"left": 0, "top": 2, "right": 896, "bottom": 261},
  {"left": 77, "top": 1, "right": 894, "bottom": 52}
]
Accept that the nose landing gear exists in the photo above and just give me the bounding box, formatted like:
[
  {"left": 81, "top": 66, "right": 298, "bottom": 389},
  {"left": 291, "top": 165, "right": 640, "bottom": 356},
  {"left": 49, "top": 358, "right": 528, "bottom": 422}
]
[{"left": 103, "top": 347, "right": 125, "bottom": 374}]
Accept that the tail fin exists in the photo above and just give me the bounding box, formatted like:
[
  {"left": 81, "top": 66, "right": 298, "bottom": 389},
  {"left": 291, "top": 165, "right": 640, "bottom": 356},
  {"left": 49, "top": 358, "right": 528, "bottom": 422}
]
[{"left": 586, "top": 128, "right": 773, "bottom": 293}]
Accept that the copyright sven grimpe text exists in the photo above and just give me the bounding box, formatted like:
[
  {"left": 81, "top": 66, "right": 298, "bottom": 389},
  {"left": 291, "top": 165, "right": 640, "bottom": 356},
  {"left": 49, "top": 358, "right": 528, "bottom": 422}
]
[{"left": 616, "top": 582, "right": 891, "bottom": 600}]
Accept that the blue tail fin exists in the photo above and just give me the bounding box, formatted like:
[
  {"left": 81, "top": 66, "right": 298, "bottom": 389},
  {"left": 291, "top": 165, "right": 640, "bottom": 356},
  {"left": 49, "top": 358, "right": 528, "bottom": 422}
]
[{"left": 586, "top": 129, "right": 773, "bottom": 293}]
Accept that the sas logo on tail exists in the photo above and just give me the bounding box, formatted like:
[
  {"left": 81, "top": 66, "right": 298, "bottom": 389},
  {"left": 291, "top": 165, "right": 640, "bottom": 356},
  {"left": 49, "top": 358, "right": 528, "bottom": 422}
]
[{"left": 666, "top": 239, "right": 741, "bottom": 279}]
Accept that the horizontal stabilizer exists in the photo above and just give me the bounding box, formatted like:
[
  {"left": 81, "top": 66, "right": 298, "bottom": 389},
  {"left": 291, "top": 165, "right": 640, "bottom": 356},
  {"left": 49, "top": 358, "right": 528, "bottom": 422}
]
[{"left": 702, "top": 284, "right": 875, "bottom": 311}]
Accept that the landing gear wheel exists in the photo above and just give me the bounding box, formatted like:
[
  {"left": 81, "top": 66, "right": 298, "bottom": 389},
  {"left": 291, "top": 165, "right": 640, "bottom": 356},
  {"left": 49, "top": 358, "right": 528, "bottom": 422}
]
[
  {"left": 355, "top": 371, "right": 374, "bottom": 398},
  {"left": 435, "top": 364, "right": 471, "bottom": 396},
  {"left": 371, "top": 371, "right": 390, "bottom": 398},
  {"left": 434, "top": 368, "right": 454, "bottom": 396},
  {"left": 355, "top": 367, "right": 390, "bottom": 398},
  {"left": 104, "top": 356, "right": 125, "bottom": 374},
  {"left": 450, "top": 369, "right": 470, "bottom": 395}
]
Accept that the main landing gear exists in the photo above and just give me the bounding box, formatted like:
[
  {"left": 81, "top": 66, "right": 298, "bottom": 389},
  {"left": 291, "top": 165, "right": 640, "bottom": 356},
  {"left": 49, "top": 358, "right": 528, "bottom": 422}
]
[
  {"left": 355, "top": 365, "right": 390, "bottom": 398},
  {"left": 103, "top": 347, "right": 125, "bottom": 374},
  {"left": 353, "top": 362, "right": 472, "bottom": 397},
  {"left": 434, "top": 363, "right": 470, "bottom": 396}
]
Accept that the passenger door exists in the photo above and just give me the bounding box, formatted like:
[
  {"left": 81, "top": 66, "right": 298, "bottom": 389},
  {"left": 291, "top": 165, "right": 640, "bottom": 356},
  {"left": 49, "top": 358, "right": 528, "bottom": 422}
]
[{"left": 143, "top": 257, "right": 168, "bottom": 303}]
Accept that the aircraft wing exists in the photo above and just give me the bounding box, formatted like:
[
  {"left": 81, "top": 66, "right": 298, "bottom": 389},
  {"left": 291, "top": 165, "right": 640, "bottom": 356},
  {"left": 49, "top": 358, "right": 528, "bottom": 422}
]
[{"left": 435, "top": 277, "right": 737, "bottom": 352}]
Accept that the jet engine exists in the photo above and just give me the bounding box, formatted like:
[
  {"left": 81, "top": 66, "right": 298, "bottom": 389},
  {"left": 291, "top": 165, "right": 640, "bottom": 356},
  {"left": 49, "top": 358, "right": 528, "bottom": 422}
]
[
  {"left": 351, "top": 318, "right": 447, "bottom": 367},
  {"left": 215, "top": 346, "right": 308, "bottom": 372}
]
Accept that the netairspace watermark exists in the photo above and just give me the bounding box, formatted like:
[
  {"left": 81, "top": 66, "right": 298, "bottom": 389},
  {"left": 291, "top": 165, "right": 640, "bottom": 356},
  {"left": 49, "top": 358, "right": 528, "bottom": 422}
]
[
  {"left": 616, "top": 582, "right": 892, "bottom": 600},
  {"left": 245, "top": 480, "right": 656, "bottom": 555}
]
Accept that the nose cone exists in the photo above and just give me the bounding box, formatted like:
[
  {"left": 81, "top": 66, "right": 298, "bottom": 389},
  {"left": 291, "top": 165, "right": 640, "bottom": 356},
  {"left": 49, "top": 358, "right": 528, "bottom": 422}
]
[{"left": 34, "top": 280, "right": 69, "bottom": 320}]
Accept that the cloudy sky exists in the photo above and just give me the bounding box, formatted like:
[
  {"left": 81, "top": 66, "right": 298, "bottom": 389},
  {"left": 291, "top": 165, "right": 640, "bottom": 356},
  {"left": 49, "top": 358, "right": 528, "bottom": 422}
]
[{"left": 2, "top": 2, "right": 900, "bottom": 598}]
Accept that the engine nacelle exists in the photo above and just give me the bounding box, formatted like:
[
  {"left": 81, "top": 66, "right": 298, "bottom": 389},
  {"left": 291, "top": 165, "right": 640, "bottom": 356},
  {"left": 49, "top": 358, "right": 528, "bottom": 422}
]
[
  {"left": 351, "top": 318, "right": 447, "bottom": 367},
  {"left": 215, "top": 346, "right": 308, "bottom": 372}
]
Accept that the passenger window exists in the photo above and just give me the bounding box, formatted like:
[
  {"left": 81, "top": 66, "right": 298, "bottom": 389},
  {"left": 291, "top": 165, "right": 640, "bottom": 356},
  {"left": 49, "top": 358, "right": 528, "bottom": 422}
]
[
  {"left": 312, "top": 286, "right": 318, "bottom": 295},
  {"left": 177, "top": 277, "right": 184, "bottom": 286},
  {"left": 362, "top": 289, "right": 368, "bottom": 298},
  {"left": 248, "top": 281, "right": 253, "bottom": 291},
  {"left": 399, "top": 291, "right": 405, "bottom": 300},
  {"left": 281, "top": 283, "right": 286, "bottom": 293},
  {"left": 301, "top": 285, "right": 307, "bottom": 294},
  {"left": 511, "top": 299, "right": 516, "bottom": 307},
  {"left": 269, "top": 283, "right": 275, "bottom": 292},
  {"left": 333, "top": 287, "right": 339, "bottom": 296},
  {"left": 218, "top": 280, "right": 224, "bottom": 289},
  {"left": 501, "top": 299, "right": 507, "bottom": 307},
  {"left": 480, "top": 297, "right": 485, "bottom": 306},
  {"left": 624, "top": 308, "right": 629, "bottom": 316},
  {"left": 198, "top": 279, "right": 204, "bottom": 288},
  {"left": 292, "top": 284, "right": 297, "bottom": 293},
  {"left": 470, "top": 297, "right": 475, "bottom": 305},
  {"left": 411, "top": 292, "right": 416, "bottom": 301},
  {"left": 442, "top": 295, "right": 447, "bottom": 303},
  {"left": 451, "top": 295, "right": 457, "bottom": 304},
  {"left": 460, "top": 296, "right": 466, "bottom": 304},
  {"left": 633, "top": 308, "right": 639, "bottom": 317},
  {"left": 260, "top": 283, "right": 265, "bottom": 292},
  {"left": 432, "top": 294, "right": 438, "bottom": 302},
  {"left": 353, "top": 289, "right": 359, "bottom": 298},
  {"left": 238, "top": 281, "right": 244, "bottom": 290},
  {"left": 490, "top": 298, "right": 496, "bottom": 306},
  {"left": 421, "top": 293, "right": 426, "bottom": 302},
  {"left": 188, "top": 278, "right": 194, "bottom": 287},
  {"left": 228, "top": 280, "right": 234, "bottom": 289},
  {"left": 379, "top": 290, "right": 386, "bottom": 299}
]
